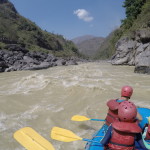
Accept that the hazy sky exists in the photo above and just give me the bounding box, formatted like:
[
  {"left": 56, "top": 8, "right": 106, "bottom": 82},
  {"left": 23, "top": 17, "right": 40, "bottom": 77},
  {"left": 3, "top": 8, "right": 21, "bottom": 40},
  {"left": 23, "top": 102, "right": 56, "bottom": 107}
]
[{"left": 9, "top": 0, "right": 125, "bottom": 40}]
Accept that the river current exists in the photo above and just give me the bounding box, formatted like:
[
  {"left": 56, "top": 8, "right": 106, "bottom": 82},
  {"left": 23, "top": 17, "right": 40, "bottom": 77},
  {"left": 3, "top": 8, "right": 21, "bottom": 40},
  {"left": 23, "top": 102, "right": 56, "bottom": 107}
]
[{"left": 0, "top": 62, "right": 150, "bottom": 150}]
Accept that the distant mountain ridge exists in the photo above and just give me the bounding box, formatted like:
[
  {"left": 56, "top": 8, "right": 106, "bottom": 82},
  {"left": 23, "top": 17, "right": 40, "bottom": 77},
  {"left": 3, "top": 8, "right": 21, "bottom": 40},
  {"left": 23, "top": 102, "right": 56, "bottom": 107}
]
[
  {"left": 72, "top": 35, "right": 96, "bottom": 44},
  {"left": 72, "top": 35, "right": 104, "bottom": 57}
]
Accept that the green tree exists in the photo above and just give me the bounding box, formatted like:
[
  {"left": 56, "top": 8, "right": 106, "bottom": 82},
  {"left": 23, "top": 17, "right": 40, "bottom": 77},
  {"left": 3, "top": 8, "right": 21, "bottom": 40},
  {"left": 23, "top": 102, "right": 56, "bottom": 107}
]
[{"left": 122, "top": 0, "right": 146, "bottom": 29}]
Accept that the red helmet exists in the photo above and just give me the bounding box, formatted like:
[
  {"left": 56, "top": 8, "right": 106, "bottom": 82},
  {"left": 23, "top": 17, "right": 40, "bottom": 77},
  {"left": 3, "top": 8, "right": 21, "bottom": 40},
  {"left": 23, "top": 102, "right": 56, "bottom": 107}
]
[
  {"left": 118, "top": 101, "right": 137, "bottom": 122},
  {"left": 121, "top": 85, "right": 133, "bottom": 98}
]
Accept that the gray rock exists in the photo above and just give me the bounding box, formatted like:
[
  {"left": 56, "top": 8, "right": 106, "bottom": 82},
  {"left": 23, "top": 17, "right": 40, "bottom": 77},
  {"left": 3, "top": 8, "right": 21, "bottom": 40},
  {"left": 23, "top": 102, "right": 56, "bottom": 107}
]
[
  {"left": 135, "top": 29, "right": 150, "bottom": 43},
  {"left": 23, "top": 56, "right": 34, "bottom": 63},
  {"left": 111, "top": 32, "right": 150, "bottom": 74},
  {"left": 134, "top": 66, "right": 150, "bottom": 74},
  {"left": 0, "top": 47, "right": 78, "bottom": 73}
]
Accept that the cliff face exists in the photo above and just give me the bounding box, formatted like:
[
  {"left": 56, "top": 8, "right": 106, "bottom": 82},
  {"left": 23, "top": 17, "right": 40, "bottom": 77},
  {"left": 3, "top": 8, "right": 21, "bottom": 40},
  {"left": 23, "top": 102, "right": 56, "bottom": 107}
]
[
  {"left": 95, "top": 0, "right": 150, "bottom": 74},
  {"left": 111, "top": 29, "right": 150, "bottom": 74},
  {"left": 109, "top": 0, "right": 150, "bottom": 74}
]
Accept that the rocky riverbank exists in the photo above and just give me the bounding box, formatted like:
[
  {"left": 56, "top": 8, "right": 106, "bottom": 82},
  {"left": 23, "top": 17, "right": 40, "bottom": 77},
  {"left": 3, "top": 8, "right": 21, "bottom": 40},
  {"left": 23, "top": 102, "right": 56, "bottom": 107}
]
[
  {"left": 111, "top": 29, "right": 150, "bottom": 74},
  {"left": 0, "top": 44, "right": 79, "bottom": 73}
]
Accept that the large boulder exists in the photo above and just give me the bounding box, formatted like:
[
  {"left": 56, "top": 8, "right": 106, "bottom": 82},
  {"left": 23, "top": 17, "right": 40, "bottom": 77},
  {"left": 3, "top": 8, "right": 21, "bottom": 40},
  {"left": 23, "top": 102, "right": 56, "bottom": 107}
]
[
  {"left": 111, "top": 29, "right": 150, "bottom": 74},
  {"left": 111, "top": 37, "right": 136, "bottom": 65},
  {"left": 134, "top": 44, "right": 150, "bottom": 74}
]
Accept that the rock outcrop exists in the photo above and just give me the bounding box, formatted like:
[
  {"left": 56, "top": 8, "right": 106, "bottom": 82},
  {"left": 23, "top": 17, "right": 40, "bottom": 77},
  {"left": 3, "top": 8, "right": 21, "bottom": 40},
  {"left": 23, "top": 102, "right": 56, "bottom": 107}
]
[
  {"left": 111, "top": 29, "right": 150, "bottom": 74},
  {"left": 0, "top": 44, "right": 78, "bottom": 73}
]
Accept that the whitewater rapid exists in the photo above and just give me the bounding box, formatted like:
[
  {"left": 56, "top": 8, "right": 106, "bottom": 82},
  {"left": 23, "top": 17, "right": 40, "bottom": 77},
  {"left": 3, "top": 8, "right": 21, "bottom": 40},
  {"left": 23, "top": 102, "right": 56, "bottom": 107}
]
[{"left": 0, "top": 62, "right": 150, "bottom": 150}]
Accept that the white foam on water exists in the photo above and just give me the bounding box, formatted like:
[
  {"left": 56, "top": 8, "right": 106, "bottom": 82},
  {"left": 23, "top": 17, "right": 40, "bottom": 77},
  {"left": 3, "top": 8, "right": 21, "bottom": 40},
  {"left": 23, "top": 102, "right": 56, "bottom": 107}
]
[
  {"left": 0, "top": 122, "right": 6, "bottom": 132},
  {"left": 62, "top": 80, "right": 79, "bottom": 87},
  {"left": 45, "top": 104, "right": 64, "bottom": 112},
  {"left": 0, "top": 73, "right": 50, "bottom": 95},
  {"left": 16, "top": 106, "right": 40, "bottom": 120},
  {"left": 15, "top": 73, "right": 50, "bottom": 93},
  {"left": 0, "top": 113, "right": 8, "bottom": 132},
  {"left": 0, "top": 103, "right": 48, "bottom": 134}
]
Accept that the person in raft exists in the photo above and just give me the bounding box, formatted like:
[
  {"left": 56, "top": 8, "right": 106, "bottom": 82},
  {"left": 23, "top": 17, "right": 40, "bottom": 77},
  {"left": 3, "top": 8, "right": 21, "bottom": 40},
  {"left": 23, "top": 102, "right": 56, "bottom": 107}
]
[
  {"left": 145, "top": 123, "right": 150, "bottom": 140},
  {"left": 143, "top": 117, "right": 150, "bottom": 140},
  {"left": 105, "top": 85, "right": 142, "bottom": 126},
  {"left": 101, "top": 101, "right": 148, "bottom": 150}
]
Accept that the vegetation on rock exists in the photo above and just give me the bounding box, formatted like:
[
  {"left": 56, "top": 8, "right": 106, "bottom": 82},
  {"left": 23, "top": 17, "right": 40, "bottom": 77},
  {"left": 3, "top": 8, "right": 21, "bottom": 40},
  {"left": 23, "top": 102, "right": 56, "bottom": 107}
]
[
  {"left": 0, "top": 0, "right": 79, "bottom": 57},
  {"left": 95, "top": 0, "right": 149, "bottom": 60}
]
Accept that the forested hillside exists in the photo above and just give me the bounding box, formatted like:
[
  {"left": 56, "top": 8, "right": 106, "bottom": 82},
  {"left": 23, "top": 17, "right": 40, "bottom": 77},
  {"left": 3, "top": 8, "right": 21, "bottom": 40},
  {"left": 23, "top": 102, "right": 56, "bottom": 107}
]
[
  {"left": 0, "top": 0, "right": 80, "bottom": 72},
  {"left": 95, "top": 0, "right": 149, "bottom": 59},
  {"left": 95, "top": 0, "right": 150, "bottom": 74},
  {"left": 0, "top": 0, "right": 78, "bottom": 57}
]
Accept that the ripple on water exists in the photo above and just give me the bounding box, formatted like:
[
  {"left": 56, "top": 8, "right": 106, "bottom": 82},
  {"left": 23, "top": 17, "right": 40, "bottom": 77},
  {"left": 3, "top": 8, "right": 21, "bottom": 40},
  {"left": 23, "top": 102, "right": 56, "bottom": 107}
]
[{"left": 0, "top": 73, "right": 50, "bottom": 95}]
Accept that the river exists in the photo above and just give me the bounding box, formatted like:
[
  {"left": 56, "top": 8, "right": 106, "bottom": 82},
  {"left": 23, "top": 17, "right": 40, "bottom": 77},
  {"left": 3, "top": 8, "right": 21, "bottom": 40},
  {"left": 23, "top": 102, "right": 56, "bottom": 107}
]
[{"left": 0, "top": 62, "right": 150, "bottom": 150}]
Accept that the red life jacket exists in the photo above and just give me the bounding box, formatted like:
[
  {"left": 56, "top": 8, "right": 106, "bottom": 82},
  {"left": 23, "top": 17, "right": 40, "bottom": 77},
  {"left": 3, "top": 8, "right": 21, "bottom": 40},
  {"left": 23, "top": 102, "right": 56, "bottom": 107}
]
[
  {"left": 108, "top": 120, "right": 142, "bottom": 150},
  {"left": 105, "top": 99, "right": 120, "bottom": 126},
  {"left": 105, "top": 109, "right": 118, "bottom": 126},
  {"left": 145, "top": 124, "right": 150, "bottom": 140}
]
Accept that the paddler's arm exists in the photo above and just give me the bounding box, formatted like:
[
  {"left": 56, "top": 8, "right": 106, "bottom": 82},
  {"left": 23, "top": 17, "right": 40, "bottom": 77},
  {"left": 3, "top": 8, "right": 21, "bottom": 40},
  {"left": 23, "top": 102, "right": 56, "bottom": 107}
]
[
  {"left": 137, "top": 112, "right": 142, "bottom": 122},
  {"left": 100, "top": 125, "right": 112, "bottom": 145},
  {"left": 145, "top": 117, "right": 150, "bottom": 140}
]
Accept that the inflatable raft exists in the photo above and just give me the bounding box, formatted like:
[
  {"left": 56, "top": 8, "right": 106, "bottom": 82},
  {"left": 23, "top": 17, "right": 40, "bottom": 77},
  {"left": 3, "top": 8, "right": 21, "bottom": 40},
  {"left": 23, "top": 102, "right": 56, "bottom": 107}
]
[{"left": 85, "top": 107, "right": 150, "bottom": 150}]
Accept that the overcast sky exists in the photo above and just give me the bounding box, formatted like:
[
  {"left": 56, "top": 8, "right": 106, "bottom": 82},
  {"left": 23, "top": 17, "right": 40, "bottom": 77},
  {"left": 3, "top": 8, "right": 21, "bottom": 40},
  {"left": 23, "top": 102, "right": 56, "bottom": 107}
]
[{"left": 9, "top": 0, "right": 125, "bottom": 40}]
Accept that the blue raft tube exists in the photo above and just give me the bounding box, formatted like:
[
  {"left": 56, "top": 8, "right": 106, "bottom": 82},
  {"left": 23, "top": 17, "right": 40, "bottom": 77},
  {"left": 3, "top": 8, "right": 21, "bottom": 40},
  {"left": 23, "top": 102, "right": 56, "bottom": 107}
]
[{"left": 85, "top": 107, "right": 150, "bottom": 150}]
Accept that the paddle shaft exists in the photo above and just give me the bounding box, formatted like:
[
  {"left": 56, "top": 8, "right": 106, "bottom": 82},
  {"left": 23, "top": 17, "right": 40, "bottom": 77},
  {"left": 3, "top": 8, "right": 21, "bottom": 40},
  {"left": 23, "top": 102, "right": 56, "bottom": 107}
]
[
  {"left": 83, "top": 138, "right": 102, "bottom": 144},
  {"left": 91, "top": 119, "right": 105, "bottom": 121}
]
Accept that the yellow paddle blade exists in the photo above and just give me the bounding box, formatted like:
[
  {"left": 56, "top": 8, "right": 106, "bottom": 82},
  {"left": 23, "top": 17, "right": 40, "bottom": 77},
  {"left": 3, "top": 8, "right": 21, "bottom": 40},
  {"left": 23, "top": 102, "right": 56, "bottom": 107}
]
[
  {"left": 71, "top": 115, "right": 90, "bottom": 121},
  {"left": 14, "top": 127, "right": 55, "bottom": 150},
  {"left": 51, "top": 127, "right": 82, "bottom": 142}
]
